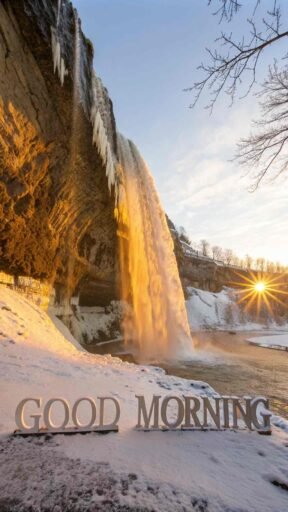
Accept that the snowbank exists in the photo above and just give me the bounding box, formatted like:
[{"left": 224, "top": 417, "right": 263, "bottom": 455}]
[
  {"left": 248, "top": 334, "right": 288, "bottom": 351},
  {"left": 186, "top": 286, "right": 288, "bottom": 332},
  {"left": 1, "top": 285, "right": 288, "bottom": 511}
]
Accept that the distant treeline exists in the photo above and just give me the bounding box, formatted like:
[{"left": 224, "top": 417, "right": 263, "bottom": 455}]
[{"left": 177, "top": 228, "right": 287, "bottom": 274}]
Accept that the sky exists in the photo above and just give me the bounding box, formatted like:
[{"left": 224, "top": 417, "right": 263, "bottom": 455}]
[{"left": 74, "top": 0, "right": 288, "bottom": 265}]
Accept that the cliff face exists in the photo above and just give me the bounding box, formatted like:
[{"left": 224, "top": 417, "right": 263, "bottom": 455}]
[{"left": 0, "top": 0, "right": 118, "bottom": 305}]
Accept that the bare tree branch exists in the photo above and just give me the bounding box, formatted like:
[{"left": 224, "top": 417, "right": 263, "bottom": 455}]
[
  {"left": 208, "top": 0, "right": 242, "bottom": 22},
  {"left": 236, "top": 63, "right": 288, "bottom": 190},
  {"left": 186, "top": 0, "right": 288, "bottom": 187},
  {"left": 185, "top": 1, "right": 287, "bottom": 112}
]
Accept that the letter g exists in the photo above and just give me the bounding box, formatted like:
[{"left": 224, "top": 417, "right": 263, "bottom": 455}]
[{"left": 15, "top": 398, "right": 42, "bottom": 432}]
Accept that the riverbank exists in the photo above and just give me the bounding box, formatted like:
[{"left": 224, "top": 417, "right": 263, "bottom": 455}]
[{"left": 248, "top": 333, "right": 288, "bottom": 351}]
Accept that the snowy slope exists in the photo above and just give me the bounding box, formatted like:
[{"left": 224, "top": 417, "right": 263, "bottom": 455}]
[
  {"left": 1, "top": 285, "right": 288, "bottom": 512},
  {"left": 186, "top": 286, "right": 288, "bottom": 332}
]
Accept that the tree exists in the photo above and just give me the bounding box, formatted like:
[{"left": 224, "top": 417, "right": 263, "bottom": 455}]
[
  {"left": 275, "top": 261, "right": 285, "bottom": 272},
  {"left": 212, "top": 245, "right": 223, "bottom": 260},
  {"left": 178, "top": 227, "right": 192, "bottom": 246},
  {"left": 255, "top": 257, "right": 266, "bottom": 272},
  {"left": 266, "top": 260, "right": 275, "bottom": 273},
  {"left": 200, "top": 239, "right": 210, "bottom": 256},
  {"left": 224, "top": 248, "right": 233, "bottom": 265},
  {"left": 231, "top": 254, "right": 240, "bottom": 267},
  {"left": 239, "top": 258, "right": 245, "bottom": 269},
  {"left": 186, "top": 1, "right": 288, "bottom": 189},
  {"left": 245, "top": 254, "right": 253, "bottom": 270}
]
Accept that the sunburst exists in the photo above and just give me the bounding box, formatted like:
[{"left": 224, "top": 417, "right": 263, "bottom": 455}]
[
  {"left": 254, "top": 281, "right": 266, "bottom": 293},
  {"left": 229, "top": 270, "right": 288, "bottom": 317}
]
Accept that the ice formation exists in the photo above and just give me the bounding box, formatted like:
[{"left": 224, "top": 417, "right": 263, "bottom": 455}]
[
  {"left": 51, "top": 28, "right": 68, "bottom": 86},
  {"left": 117, "top": 134, "right": 193, "bottom": 360},
  {"left": 50, "top": 0, "right": 68, "bottom": 87},
  {"left": 90, "top": 75, "right": 129, "bottom": 224},
  {"left": 91, "top": 75, "right": 118, "bottom": 194}
]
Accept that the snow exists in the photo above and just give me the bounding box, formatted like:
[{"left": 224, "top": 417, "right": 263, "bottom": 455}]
[
  {"left": 0, "top": 285, "right": 288, "bottom": 511},
  {"left": 186, "top": 286, "right": 288, "bottom": 332},
  {"left": 248, "top": 334, "right": 288, "bottom": 351}
]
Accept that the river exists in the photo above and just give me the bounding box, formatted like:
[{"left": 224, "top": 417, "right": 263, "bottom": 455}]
[
  {"left": 162, "top": 331, "right": 288, "bottom": 419},
  {"left": 84, "top": 330, "right": 288, "bottom": 419}
]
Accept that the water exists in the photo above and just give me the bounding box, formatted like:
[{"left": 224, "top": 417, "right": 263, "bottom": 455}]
[
  {"left": 117, "top": 134, "right": 192, "bottom": 360},
  {"left": 162, "top": 331, "right": 288, "bottom": 419}
]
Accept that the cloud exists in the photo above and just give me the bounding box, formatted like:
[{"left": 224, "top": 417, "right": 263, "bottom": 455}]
[{"left": 158, "top": 106, "right": 288, "bottom": 264}]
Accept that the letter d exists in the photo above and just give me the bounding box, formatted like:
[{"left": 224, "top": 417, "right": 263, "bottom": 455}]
[{"left": 99, "top": 397, "right": 120, "bottom": 428}]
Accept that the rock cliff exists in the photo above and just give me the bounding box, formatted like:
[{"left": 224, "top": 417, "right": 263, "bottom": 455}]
[{"left": 0, "top": 0, "right": 118, "bottom": 305}]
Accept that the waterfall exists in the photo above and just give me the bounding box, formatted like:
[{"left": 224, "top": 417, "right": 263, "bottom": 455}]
[
  {"left": 117, "top": 134, "right": 193, "bottom": 360},
  {"left": 49, "top": 5, "right": 192, "bottom": 359}
]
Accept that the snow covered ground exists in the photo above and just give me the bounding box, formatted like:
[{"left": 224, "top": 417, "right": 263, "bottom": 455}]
[
  {"left": 186, "top": 286, "right": 288, "bottom": 332},
  {"left": 248, "top": 334, "right": 288, "bottom": 351},
  {"left": 1, "top": 285, "right": 288, "bottom": 511}
]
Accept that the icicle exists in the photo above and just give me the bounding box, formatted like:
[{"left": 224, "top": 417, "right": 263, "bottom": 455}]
[
  {"left": 92, "top": 109, "right": 109, "bottom": 165},
  {"left": 51, "top": 27, "right": 68, "bottom": 86},
  {"left": 60, "top": 57, "right": 66, "bottom": 86},
  {"left": 90, "top": 72, "right": 119, "bottom": 200},
  {"left": 51, "top": 29, "right": 59, "bottom": 73},
  {"left": 106, "top": 151, "right": 115, "bottom": 192}
]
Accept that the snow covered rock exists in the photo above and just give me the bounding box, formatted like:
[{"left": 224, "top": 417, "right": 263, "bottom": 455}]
[{"left": 186, "top": 287, "right": 288, "bottom": 332}]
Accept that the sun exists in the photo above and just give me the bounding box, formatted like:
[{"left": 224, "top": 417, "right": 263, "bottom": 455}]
[
  {"left": 229, "top": 271, "right": 288, "bottom": 317},
  {"left": 254, "top": 281, "right": 266, "bottom": 293}
]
